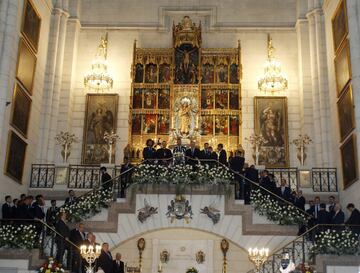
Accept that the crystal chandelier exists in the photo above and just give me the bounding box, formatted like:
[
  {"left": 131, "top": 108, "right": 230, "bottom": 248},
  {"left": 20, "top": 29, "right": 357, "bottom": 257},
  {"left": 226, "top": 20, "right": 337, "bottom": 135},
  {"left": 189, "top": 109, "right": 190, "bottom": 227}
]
[
  {"left": 258, "top": 34, "right": 288, "bottom": 93},
  {"left": 84, "top": 33, "right": 113, "bottom": 92},
  {"left": 248, "top": 247, "right": 269, "bottom": 272}
]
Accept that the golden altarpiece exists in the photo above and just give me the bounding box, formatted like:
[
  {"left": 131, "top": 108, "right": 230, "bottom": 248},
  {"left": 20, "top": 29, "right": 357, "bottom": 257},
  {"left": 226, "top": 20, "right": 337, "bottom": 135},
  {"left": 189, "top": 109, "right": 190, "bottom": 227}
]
[{"left": 127, "top": 16, "right": 242, "bottom": 160}]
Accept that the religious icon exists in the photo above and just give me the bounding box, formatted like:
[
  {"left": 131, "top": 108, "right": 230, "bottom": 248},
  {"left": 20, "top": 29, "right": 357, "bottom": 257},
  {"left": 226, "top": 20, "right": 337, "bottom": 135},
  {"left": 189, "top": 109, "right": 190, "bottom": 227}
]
[
  {"left": 157, "top": 114, "right": 170, "bottom": 135},
  {"left": 143, "top": 114, "right": 156, "bottom": 134},
  {"left": 132, "top": 114, "right": 141, "bottom": 135},
  {"left": 334, "top": 40, "right": 351, "bottom": 97},
  {"left": 215, "top": 89, "right": 228, "bottom": 109},
  {"left": 229, "top": 89, "right": 239, "bottom": 110},
  {"left": 202, "top": 64, "right": 214, "bottom": 84},
  {"left": 145, "top": 64, "right": 157, "bottom": 83},
  {"left": 174, "top": 44, "right": 199, "bottom": 84},
  {"left": 215, "top": 115, "right": 228, "bottom": 135},
  {"left": 179, "top": 98, "right": 192, "bottom": 135},
  {"left": 21, "top": 0, "right": 41, "bottom": 52},
  {"left": 201, "top": 89, "right": 214, "bottom": 109},
  {"left": 200, "top": 115, "right": 213, "bottom": 136},
  {"left": 158, "top": 88, "right": 170, "bottom": 109},
  {"left": 11, "top": 83, "right": 32, "bottom": 137},
  {"left": 340, "top": 134, "right": 358, "bottom": 188},
  {"left": 5, "top": 130, "right": 27, "bottom": 183},
  {"left": 134, "top": 63, "right": 144, "bottom": 83},
  {"left": 332, "top": 0, "right": 348, "bottom": 53},
  {"left": 229, "top": 63, "right": 238, "bottom": 84},
  {"left": 229, "top": 116, "right": 239, "bottom": 136},
  {"left": 143, "top": 89, "right": 157, "bottom": 109},
  {"left": 159, "top": 64, "right": 171, "bottom": 83},
  {"left": 216, "top": 64, "right": 228, "bottom": 83},
  {"left": 337, "top": 84, "right": 355, "bottom": 141},
  {"left": 133, "top": 89, "right": 142, "bottom": 109}
]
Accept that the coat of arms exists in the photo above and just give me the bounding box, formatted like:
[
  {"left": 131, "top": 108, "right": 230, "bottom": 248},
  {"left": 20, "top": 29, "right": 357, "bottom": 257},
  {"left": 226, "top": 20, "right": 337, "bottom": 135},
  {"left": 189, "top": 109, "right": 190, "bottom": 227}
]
[{"left": 166, "top": 195, "right": 193, "bottom": 223}]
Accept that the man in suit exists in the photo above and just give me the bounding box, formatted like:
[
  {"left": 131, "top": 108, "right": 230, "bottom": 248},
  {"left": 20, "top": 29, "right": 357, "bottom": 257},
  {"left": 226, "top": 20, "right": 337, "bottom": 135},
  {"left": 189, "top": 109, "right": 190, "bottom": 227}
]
[
  {"left": 244, "top": 165, "right": 258, "bottom": 204},
  {"left": 276, "top": 179, "right": 291, "bottom": 201},
  {"left": 156, "top": 140, "right": 173, "bottom": 166},
  {"left": 345, "top": 203, "right": 360, "bottom": 234},
  {"left": 200, "top": 143, "right": 212, "bottom": 165},
  {"left": 317, "top": 203, "right": 330, "bottom": 225},
  {"left": 17, "top": 196, "right": 34, "bottom": 220},
  {"left": 293, "top": 190, "right": 306, "bottom": 211},
  {"left": 113, "top": 253, "right": 125, "bottom": 273},
  {"left": 328, "top": 196, "right": 336, "bottom": 218},
  {"left": 259, "top": 170, "right": 275, "bottom": 195},
  {"left": 331, "top": 203, "right": 345, "bottom": 225},
  {"left": 70, "top": 223, "right": 86, "bottom": 273},
  {"left": 65, "top": 190, "right": 77, "bottom": 205},
  {"left": 185, "top": 141, "right": 200, "bottom": 166},
  {"left": 101, "top": 167, "right": 113, "bottom": 191},
  {"left": 55, "top": 212, "right": 70, "bottom": 265},
  {"left": 46, "top": 200, "right": 58, "bottom": 227},
  {"left": 98, "top": 243, "right": 114, "bottom": 273},
  {"left": 309, "top": 196, "right": 321, "bottom": 220},
  {"left": 119, "top": 157, "right": 133, "bottom": 198},
  {"left": 208, "top": 146, "right": 218, "bottom": 167},
  {"left": 2, "top": 195, "right": 13, "bottom": 219},
  {"left": 33, "top": 195, "right": 45, "bottom": 220},
  {"left": 229, "top": 151, "right": 245, "bottom": 199},
  {"left": 217, "top": 143, "right": 227, "bottom": 166},
  {"left": 142, "top": 139, "right": 156, "bottom": 162},
  {"left": 173, "top": 138, "right": 186, "bottom": 165}
]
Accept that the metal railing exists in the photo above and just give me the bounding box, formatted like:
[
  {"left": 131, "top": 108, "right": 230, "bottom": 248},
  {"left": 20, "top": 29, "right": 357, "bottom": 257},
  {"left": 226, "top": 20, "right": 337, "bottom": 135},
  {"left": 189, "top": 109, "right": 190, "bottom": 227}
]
[
  {"left": 312, "top": 168, "right": 338, "bottom": 192},
  {"left": 266, "top": 168, "right": 298, "bottom": 189},
  {"left": 30, "top": 164, "right": 55, "bottom": 188},
  {"left": 68, "top": 165, "right": 100, "bottom": 188}
]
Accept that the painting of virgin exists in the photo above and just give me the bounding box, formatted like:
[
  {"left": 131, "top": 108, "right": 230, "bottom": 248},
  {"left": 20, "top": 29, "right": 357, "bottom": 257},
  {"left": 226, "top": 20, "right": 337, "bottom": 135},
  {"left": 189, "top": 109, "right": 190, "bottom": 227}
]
[
  {"left": 229, "top": 89, "right": 239, "bottom": 110},
  {"left": 229, "top": 116, "right": 239, "bottom": 136},
  {"left": 82, "top": 94, "right": 118, "bottom": 164},
  {"left": 134, "top": 63, "right": 144, "bottom": 83},
  {"left": 159, "top": 64, "right": 171, "bottom": 83},
  {"left": 216, "top": 64, "right": 228, "bottom": 83},
  {"left": 215, "top": 89, "right": 228, "bottom": 109},
  {"left": 5, "top": 131, "right": 27, "bottom": 183},
  {"left": 21, "top": 0, "right": 41, "bottom": 52},
  {"left": 158, "top": 88, "right": 170, "bottom": 109},
  {"left": 132, "top": 89, "right": 142, "bottom": 109},
  {"left": 143, "top": 89, "right": 157, "bottom": 109},
  {"left": 201, "top": 89, "right": 214, "bottom": 109},
  {"left": 200, "top": 115, "right": 213, "bottom": 135},
  {"left": 145, "top": 64, "right": 157, "bottom": 83},
  {"left": 215, "top": 115, "right": 228, "bottom": 135},
  {"left": 229, "top": 63, "right": 238, "bottom": 84},
  {"left": 132, "top": 114, "right": 141, "bottom": 135},
  {"left": 143, "top": 114, "right": 156, "bottom": 134},
  {"left": 157, "top": 114, "right": 170, "bottom": 135},
  {"left": 202, "top": 64, "right": 214, "bottom": 84}
]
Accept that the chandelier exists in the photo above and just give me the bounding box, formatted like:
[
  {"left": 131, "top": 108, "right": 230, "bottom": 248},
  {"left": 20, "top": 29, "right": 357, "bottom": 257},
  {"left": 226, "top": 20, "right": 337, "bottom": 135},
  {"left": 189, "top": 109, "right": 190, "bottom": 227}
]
[
  {"left": 258, "top": 34, "right": 288, "bottom": 93},
  {"left": 248, "top": 247, "right": 269, "bottom": 272},
  {"left": 84, "top": 33, "right": 113, "bottom": 92}
]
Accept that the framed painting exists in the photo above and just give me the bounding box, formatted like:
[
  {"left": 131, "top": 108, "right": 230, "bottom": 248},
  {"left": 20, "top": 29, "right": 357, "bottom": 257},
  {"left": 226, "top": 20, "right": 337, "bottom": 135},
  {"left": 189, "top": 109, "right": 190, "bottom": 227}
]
[
  {"left": 215, "top": 115, "right": 228, "bottom": 135},
  {"left": 254, "top": 96, "right": 289, "bottom": 167},
  {"left": 131, "top": 114, "right": 142, "bottom": 135},
  {"left": 229, "top": 89, "right": 239, "bottom": 110},
  {"left": 143, "top": 114, "right": 156, "bottom": 134},
  {"left": 299, "top": 170, "right": 311, "bottom": 188},
  {"left": 16, "top": 38, "right": 37, "bottom": 95},
  {"left": 132, "top": 89, "right": 142, "bottom": 109},
  {"left": 334, "top": 39, "right": 351, "bottom": 97},
  {"left": 229, "top": 116, "right": 239, "bottom": 136},
  {"left": 159, "top": 64, "right": 171, "bottom": 83},
  {"left": 229, "top": 63, "right": 239, "bottom": 84},
  {"left": 215, "top": 89, "right": 228, "bottom": 109},
  {"left": 337, "top": 84, "right": 355, "bottom": 141},
  {"left": 201, "top": 89, "right": 214, "bottom": 109},
  {"left": 200, "top": 115, "right": 213, "bottom": 135},
  {"left": 21, "top": 0, "right": 41, "bottom": 53},
  {"left": 157, "top": 114, "right": 170, "bottom": 135},
  {"left": 202, "top": 64, "right": 215, "bottom": 84},
  {"left": 134, "top": 63, "right": 144, "bottom": 83},
  {"left": 174, "top": 44, "right": 199, "bottom": 84},
  {"left": 143, "top": 89, "right": 156, "bottom": 109},
  {"left": 340, "top": 134, "right": 358, "bottom": 188},
  {"left": 11, "top": 82, "right": 32, "bottom": 137},
  {"left": 216, "top": 64, "right": 228, "bottom": 83},
  {"left": 145, "top": 64, "right": 157, "bottom": 83},
  {"left": 5, "top": 130, "right": 27, "bottom": 183},
  {"left": 82, "top": 94, "right": 118, "bottom": 164},
  {"left": 332, "top": 0, "right": 348, "bottom": 54},
  {"left": 158, "top": 88, "right": 170, "bottom": 109}
]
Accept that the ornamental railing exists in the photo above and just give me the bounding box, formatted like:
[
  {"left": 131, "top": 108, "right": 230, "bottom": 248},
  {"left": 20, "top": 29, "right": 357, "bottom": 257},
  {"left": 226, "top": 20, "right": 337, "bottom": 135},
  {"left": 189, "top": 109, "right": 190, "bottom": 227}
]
[
  {"left": 265, "top": 168, "right": 298, "bottom": 189},
  {"left": 260, "top": 224, "right": 360, "bottom": 273},
  {"left": 311, "top": 168, "right": 338, "bottom": 192},
  {"left": 68, "top": 164, "right": 100, "bottom": 188},
  {"left": 30, "top": 164, "right": 55, "bottom": 188}
]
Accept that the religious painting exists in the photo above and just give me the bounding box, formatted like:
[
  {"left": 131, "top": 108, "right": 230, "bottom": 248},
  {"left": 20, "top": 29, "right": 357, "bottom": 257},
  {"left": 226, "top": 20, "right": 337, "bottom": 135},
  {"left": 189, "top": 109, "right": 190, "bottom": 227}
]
[
  {"left": 202, "top": 64, "right": 215, "bottom": 84},
  {"left": 5, "top": 131, "right": 27, "bottom": 183},
  {"left": 21, "top": 0, "right": 41, "bottom": 52},
  {"left": 201, "top": 89, "right": 214, "bottom": 109},
  {"left": 229, "top": 116, "right": 239, "bottom": 136},
  {"left": 340, "top": 134, "right": 358, "bottom": 188},
  {"left": 334, "top": 40, "right": 351, "bottom": 97},
  {"left": 157, "top": 114, "right": 170, "bottom": 135},
  {"left": 254, "top": 97, "right": 288, "bottom": 167},
  {"left": 159, "top": 64, "right": 171, "bottom": 83},
  {"left": 215, "top": 115, "right": 228, "bottom": 135},
  {"left": 216, "top": 64, "right": 228, "bottom": 83},
  {"left": 143, "top": 89, "right": 157, "bottom": 109},
  {"left": 229, "top": 89, "right": 239, "bottom": 110},
  {"left": 215, "top": 89, "right": 228, "bottom": 109},
  {"left": 134, "top": 63, "right": 144, "bottom": 83},
  {"left": 16, "top": 38, "right": 37, "bottom": 95},
  {"left": 229, "top": 63, "right": 239, "bottom": 84},
  {"left": 332, "top": 0, "right": 348, "bottom": 53},
  {"left": 145, "top": 64, "right": 157, "bottom": 83},
  {"left": 11, "top": 83, "right": 32, "bottom": 137},
  {"left": 82, "top": 94, "right": 118, "bottom": 164},
  {"left": 200, "top": 115, "right": 213, "bottom": 135},
  {"left": 158, "top": 88, "right": 170, "bottom": 109},
  {"left": 132, "top": 89, "right": 142, "bottom": 109},
  {"left": 299, "top": 170, "right": 311, "bottom": 188},
  {"left": 131, "top": 114, "right": 142, "bottom": 135},
  {"left": 174, "top": 44, "right": 199, "bottom": 84},
  {"left": 337, "top": 84, "right": 355, "bottom": 141},
  {"left": 143, "top": 114, "right": 156, "bottom": 134}
]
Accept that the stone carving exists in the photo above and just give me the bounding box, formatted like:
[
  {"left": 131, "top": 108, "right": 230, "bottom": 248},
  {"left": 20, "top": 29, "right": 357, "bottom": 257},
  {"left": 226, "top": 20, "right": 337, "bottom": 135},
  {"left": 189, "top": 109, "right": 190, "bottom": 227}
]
[
  {"left": 55, "top": 131, "right": 79, "bottom": 163},
  {"left": 200, "top": 205, "right": 221, "bottom": 224},
  {"left": 195, "top": 250, "right": 205, "bottom": 264},
  {"left": 166, "top": 195, "right": 193, "bottom": 223},
  {"left": 137, "top": 199, "right": 158, "bottom": 223}
]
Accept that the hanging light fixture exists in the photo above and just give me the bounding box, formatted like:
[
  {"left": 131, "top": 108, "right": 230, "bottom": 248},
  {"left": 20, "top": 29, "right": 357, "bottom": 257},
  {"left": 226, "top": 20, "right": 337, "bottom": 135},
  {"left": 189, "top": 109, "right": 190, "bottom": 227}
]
[
  {"left": 84, "top": 33, "right": 113, "bottom": 92},
  {"left": 257, "top": 34, "right": 288, "bottom": 93}
]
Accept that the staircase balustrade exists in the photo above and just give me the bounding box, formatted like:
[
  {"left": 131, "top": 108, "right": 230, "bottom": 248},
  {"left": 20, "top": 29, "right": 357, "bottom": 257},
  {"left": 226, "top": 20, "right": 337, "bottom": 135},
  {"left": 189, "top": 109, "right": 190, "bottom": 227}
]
[
  {"left": 312, "top": 168, "right": 338, "bottom": 192},
  {"left": 30, "top": 164, "right": 55, "bottom": 188}
]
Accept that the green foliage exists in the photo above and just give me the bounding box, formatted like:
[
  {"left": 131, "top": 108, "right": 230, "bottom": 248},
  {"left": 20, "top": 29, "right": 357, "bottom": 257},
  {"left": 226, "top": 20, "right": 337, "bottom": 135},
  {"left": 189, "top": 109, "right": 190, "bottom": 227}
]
[{"left": 0, "top": 224, "right": 37, "bottom": 249}]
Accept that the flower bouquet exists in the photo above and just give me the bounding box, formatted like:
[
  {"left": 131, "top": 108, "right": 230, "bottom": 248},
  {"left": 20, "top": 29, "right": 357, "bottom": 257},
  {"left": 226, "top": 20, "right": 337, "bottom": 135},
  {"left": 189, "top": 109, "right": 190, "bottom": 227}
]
[{"left": 38, "top": 257, "right": 64, "bottom": 273}]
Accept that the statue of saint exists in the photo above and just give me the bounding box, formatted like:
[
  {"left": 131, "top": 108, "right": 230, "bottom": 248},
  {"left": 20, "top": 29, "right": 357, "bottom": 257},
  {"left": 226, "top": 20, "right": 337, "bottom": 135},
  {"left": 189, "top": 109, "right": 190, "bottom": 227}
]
[{"left": 179, "top": 99, "right": 191, "bottom": 135}]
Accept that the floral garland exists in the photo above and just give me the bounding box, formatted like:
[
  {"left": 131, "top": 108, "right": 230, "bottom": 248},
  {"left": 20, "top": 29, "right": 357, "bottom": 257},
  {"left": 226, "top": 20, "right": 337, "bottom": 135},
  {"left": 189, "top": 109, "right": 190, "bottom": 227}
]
[
  {"left": 0, "top": 224, "right": 37, "bottom": 249},
  {"left": 311, "top": 229, "right": 359, "bottom": 256},
  {"left": 186, "top": 267, "right": 199, "bottom": 273},
  {"left": 251, "top": 188, "right": 307, "bottom": 225},
  {"left": 38, "top": 257, "right": 65, "bottom": 273},
  {"left": 60, "top": 187, "right": 113, "bottom": 223}
]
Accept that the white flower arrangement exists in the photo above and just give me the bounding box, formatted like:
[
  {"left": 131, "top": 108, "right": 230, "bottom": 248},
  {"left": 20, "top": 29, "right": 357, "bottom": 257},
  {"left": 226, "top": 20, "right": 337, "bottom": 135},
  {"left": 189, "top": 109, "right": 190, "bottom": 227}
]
[
  {"left": 0, "top": 224, "right": 37, "bottom": 249},
  {"left": 38, "top": 257, "right": 65, "bottom": 273}
]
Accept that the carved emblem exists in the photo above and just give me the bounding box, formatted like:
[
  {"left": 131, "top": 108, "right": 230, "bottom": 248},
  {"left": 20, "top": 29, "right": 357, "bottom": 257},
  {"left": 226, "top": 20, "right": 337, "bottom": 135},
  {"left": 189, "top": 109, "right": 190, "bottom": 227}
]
[
  {"left": 137, "top": 199, "right": 158, "bottom": 223},
  {"left": 200, "top": 205, "right": 221, "bottom": 224},
  {"left": 160, "top": 250, "right": 170, "bottom": 264},
  {"left": 166, "top": 195, "right": 193, "bottom": 223},
  {"left": 195, "top": 250, "right": 205, "bottom": 264}
]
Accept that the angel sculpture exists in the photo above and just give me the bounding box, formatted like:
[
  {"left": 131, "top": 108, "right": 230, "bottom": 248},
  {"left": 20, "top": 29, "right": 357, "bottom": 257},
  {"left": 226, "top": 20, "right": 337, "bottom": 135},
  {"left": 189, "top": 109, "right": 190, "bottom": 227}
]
[
  {"left": 137, "top": 199, "right": 158, "bottom": 223},
  {"left": 200, "top": 206, "right": 221, "bottom": 224}
]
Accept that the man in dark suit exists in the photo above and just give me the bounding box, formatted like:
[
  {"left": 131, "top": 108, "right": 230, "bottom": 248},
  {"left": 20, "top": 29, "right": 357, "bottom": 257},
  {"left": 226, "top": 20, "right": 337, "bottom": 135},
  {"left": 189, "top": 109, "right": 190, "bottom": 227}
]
[
  {"left": 276, "top": 179, "right": 291, "bottom": 201},
  {"left": 345, "top": 203, "right": 360, "bottom": 234},
  {"left": 244, "top": 165, "right": 258, "bottom": 204},
  {"left": 293, "top": 190, "right": 306, "bottom": 211},
  {"left": 65, "top": 190, "right": 77, "bottom": 205},
  {"left": 55, "top": 212, "right": 70, "bottom": 265},
  {"left": 143, "top": 139, "right": 156, "bottom": 162},
  {"left": 33, "top": 195, "right": 45, "bottom": 220},
  {"left": 46, "top": 200, "right": 58, "bottom": 226},
  {"left": 2, "top": 195, "right": 13, "bottom": 219},
  {"left": 308, "top": 196, "right": 321, "bottom": 220},
  {"left": 173, "top": 138, "right": 187, "bottom": 165},
  {"left": 156, "top": 140, "right": 173, "bottom": 166},
  {"left": 70, "top": 223, "right": 86, "bottom": 273},
  {"left": 208, "top": 146, "right": 218, "bottom": 167},
  {"left": 217, "top": 143, "right": 227, "bottom": 166},
  {"left": 113, "top": 253, "right": 125, "bottom": 273},
  {"left": 119, "top": 157, "right": 133, "bottom": 198},
  {"left": 229, "top": 151, "right": 245, "bottom": 199},
  {"left": 17, "top": 196, "right": 34, "bottom": 220},
  {"left": 98, "top": 243, "right": 114, "bottom": 273},
  {"left": 331, "top": 203, "right": 345, "bottom": 225},
  {"left": 101, "top": 167, "right": 113, "bottom": 191},
  {"left": 185, "top": 141, "right": 200, "bottom": 166},
  {"left": 200, "top": 143, "right": 212, "bottom": 165},
  {"left": 259, "top": 170, "right": 276, "bottom": 195},
  {"left": 317, "top": 203, "right": 330, "bottom": 225},
  {"left": 328, "top": 196, "right": 336, "bottom": 218}
]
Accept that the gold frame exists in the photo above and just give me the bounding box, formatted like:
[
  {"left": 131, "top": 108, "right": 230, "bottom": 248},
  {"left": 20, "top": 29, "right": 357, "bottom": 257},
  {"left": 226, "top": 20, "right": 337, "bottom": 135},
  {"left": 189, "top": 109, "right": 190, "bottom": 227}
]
[
  {"left": 10, "top": 82, "right": 32, "bottom": 138},
  {"left": 334, "top": 39, "right": 351, "bottom": 97},
  {"left": 81, "top": 94, "right": 119, "bottom": 164},
  {"left": 21, "top": 0, "right": 42, "bottom": 53},
  {"left": 337, "top": 84, "right": 355, "bottom": 141},
  {"left": 340, "top": 133, "right": 358, "bottom": 189},
  {"left": 254, "top": 96, "right": 289, "bottom": 167},
  {"left": 4, "top": 130, "right": 28, "bottom": 184},
  {"left": 332, "top": 0, "right": 348, "bottom": 55}
]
